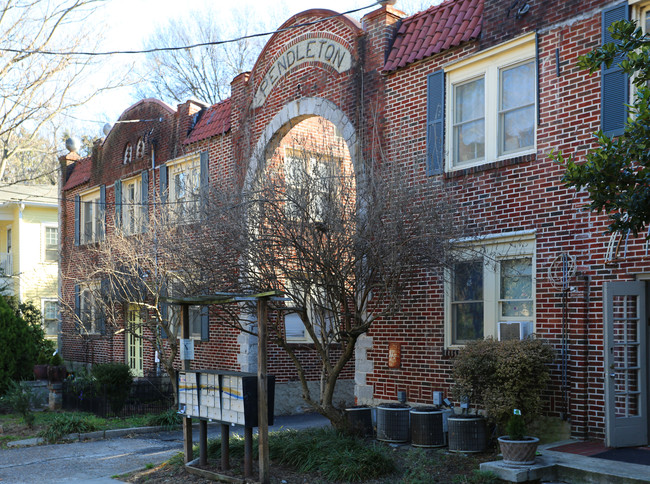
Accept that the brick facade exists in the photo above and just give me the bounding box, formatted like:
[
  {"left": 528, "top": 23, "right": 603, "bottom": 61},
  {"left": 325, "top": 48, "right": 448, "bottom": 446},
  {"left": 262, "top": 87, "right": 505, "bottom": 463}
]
[{"left": 61, "top": 0, "right": 649, "bottom": 439}]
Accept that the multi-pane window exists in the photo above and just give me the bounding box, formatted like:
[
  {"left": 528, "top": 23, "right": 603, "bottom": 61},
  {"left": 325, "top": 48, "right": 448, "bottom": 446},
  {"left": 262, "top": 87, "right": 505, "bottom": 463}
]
[
  {"left": 284, "top": 286, "right": 335, "bottom": 343},
  {"left": 43, "top": 300, "right": 58, "bottom": 336},
  {"left": 451, "top": 260, "right": 484, "bottom": 343},
  {"left": 44, "top": 226, "right": 58, "bottom": 262},
  {"left": 453, "top": 78, "right": 485, "bottom": 164},
  {"left": 169, "top": 161, "right": 200, "bottom": 222},
  {"left": 446, "top": 234, "right": 535, "bottom": 347},
  {"left": 446, "top": 34, "right": 536, "bottom": 170},
  {"left": 285, "top": 150, "right": 340, "bottom": 221},
  {"left": 498, "top": 61, "right": 535, "bottom": 155},
  {"left": 80, "top": 288, "right": 96, "bottom": 333},
  {"left": 81, "top": 190, "right": 101, "bottom": 244},
  {"left": 122, "top": 178, "right": 142, "bottom": 235}
]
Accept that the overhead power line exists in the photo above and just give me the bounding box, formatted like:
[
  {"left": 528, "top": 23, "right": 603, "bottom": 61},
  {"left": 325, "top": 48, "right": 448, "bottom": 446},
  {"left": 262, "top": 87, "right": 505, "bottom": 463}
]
[{"left": 0, "top": 4, "right": 376, "bottom": 57}]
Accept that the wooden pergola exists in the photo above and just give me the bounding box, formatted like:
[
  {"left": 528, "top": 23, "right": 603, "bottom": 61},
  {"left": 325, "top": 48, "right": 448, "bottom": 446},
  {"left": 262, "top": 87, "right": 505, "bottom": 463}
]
[{"left": 164, "top": 290, "right": 284, "bottom": 484}]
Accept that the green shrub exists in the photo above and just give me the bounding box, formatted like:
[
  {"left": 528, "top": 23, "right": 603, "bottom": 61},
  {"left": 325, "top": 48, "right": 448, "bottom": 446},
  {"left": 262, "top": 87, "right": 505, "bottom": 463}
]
[
  {"left": 453, "top": 338, "right": 555, "bottom": 432},
  {"left": 0, "top": 297, "right": 53, "bottom": 393},
  {"left": 91, "top": 363, "right": 133, "bottom": 415},
  {"left": 268, "top": 427, "right": 395, "bottom": 482},
  {"left": 197, "top": 428, "right": 395, "bottom": 482},
  {"left": 38, "top": 413, "right": 99, "bottom": 443},
  {"left": 147, "top": 407, "right": 182, "bottom": 430},
  {"left": 505, "top": 412, "right": 527, "bottom": 440},
  {"left": 50, "top": 353, "right": 63, "bottom": 366},
  {"left": 452, "top": 469, "right": 500, "bottom": 484},
  {"left": 0, "top": 381, "right": 35, "bottom": 428}
]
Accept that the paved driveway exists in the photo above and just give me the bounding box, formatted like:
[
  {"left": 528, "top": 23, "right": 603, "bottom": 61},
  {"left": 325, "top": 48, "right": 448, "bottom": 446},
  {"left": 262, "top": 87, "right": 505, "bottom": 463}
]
[
  {"left": 0, "top": 414, "right": 329, "bottom": 483},
  {"left": 0, "top": 435, "right": 181, "bottom": 483}
]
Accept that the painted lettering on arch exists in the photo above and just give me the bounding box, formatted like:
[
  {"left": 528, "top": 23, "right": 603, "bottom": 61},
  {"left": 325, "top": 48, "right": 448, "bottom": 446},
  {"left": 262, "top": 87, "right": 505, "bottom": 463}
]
[{"left": 253, "top": 36, "right": 353, "bottom": 108}]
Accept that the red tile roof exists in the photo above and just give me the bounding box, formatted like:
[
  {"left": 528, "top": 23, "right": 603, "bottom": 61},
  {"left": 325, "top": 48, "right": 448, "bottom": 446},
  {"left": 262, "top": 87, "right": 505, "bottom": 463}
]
[
  {"left": 184, "top": 98, "right": 231, "bottom": 144},
  {"left": 63, "top": 158, "right": 92, "bottom": 191},
  {"left": 383, "top": 0, "right": 483, "bottom": 72}
]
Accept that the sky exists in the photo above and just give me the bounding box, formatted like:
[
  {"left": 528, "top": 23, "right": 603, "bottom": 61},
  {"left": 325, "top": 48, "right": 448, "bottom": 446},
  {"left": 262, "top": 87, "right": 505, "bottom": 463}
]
[{"left": 68, "top": 0, "right": 436, "bottom": 138}]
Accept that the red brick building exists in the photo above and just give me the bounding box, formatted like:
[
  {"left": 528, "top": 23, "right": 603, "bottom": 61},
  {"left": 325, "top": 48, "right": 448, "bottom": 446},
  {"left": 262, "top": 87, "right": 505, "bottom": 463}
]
[{"left": 60, "top": 0, "right": 649, "bottom": 445}]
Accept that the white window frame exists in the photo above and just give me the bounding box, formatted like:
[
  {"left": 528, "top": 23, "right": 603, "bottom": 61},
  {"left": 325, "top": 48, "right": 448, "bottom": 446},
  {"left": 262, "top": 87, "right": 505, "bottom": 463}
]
[
  {"left": 445, "top": 33, "right": 536, "bottom": 171},
  {"left": 444, "top": 231, "right": 536, "bottom": 348},
  {"left": 42, "top": 298, "right": 59, "bottom": 338},
  {"left": 168, "top": 154, "right": 200, "bottom": 223},
  {"left": 167, "top": 278, "right": 202, "bottom": 340},
  {"left": 122, "top": 176, "right": 143, "bottom": 235},
  {"left": 284, "top": 284, "right": 335, "bottom": 343},
  {"left": 80, "top": 188, "right": 101, "bottom": 245},
  {"left": 284, "top": 148, "right": 341, "bottom": 222},
  {"left": 43, "top": 224, "right": 58, "bottom": 262},
  {"left": 80, "top": 283, "right": 101, "bottom": 335}
]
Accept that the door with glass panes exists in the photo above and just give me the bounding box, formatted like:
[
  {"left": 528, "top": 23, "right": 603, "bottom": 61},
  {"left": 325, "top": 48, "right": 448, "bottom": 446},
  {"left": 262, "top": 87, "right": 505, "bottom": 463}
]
[
  {"left": 603, "top": 281, "right": 648, "bottom": 447},
  {"left": 126, "top": 305, "right": 144, "bottom": 377}
]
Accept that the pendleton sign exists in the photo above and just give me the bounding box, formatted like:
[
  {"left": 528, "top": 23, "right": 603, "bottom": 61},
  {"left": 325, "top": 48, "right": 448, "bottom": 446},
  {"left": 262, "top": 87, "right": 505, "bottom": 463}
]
[{"left": 252, "top": 36, "right": 353, "bottom": 108}]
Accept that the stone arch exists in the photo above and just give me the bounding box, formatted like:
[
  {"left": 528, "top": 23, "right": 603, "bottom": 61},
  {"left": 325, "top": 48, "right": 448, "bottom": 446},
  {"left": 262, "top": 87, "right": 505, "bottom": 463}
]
[{"left": 245, "top": 97, "right": 361, "bottom": 191}]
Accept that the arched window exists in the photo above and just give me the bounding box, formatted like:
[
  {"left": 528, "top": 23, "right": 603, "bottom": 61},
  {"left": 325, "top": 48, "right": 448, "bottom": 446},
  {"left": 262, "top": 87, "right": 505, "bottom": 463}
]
[
  {"left": 136, "top": 137, "right": 145, "bottom": 159},
  {"left": 123, "top": 143, "right": 133, "bottom": 164}
]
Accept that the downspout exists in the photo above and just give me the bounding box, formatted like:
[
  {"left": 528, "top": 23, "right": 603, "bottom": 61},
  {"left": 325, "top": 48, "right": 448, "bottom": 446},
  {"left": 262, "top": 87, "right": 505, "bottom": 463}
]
[{"left": 582, "top": 274, "right": 590, "bottom": 440}]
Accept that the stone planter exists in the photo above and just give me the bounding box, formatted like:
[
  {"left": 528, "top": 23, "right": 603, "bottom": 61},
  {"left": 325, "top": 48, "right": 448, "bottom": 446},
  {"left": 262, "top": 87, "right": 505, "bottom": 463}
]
[{"left": 498, "top": 436, "right": 540, "bottom": 466}]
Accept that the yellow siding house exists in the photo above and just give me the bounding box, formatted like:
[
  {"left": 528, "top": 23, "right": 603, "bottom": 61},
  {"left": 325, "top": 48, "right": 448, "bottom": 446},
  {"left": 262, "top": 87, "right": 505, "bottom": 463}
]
[{"left": 0, "top": 184, "right": 59, "bottom": 344}]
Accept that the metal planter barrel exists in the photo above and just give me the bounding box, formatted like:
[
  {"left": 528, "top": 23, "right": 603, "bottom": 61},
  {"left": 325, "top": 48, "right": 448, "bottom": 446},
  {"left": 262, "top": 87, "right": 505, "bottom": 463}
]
[
  {"left": 410, "top": 406, "right": 445, "bottom": 447},
  {"left": 376, "top": 403, "right": 410, "bottom": 443},
  {"left": 448, "top": 415, "right": 487, "bottom": 453}
]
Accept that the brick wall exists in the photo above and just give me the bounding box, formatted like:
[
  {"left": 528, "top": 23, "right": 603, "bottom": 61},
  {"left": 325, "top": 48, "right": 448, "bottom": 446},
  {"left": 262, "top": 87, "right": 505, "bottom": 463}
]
[{"left": 60, "top": 1, "right": 645, "bottom": 437}]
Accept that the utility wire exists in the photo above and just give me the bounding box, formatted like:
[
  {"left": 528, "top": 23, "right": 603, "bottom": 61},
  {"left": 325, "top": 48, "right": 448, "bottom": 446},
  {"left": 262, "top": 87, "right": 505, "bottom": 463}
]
[{"left": 0, "top": 4, "right": 377, "bottom": 57}]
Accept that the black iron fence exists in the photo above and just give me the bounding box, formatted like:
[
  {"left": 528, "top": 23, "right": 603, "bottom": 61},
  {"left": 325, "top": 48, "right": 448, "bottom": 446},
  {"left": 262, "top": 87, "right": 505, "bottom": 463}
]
[{"left": 62, "top": 377, "right": 174, "bottom": 418}]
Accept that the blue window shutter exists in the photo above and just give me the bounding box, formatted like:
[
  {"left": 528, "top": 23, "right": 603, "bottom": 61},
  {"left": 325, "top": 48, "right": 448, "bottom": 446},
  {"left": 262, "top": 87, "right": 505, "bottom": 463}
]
[
  {"left": 160, "top": 282, "right": 168, "bottom": 339},
  {"left": 200, "top": 306, "right": 209, "bottom": 341},
  {"left": 74, "top": 195, "right": 80, "bottom": 246},
  {"left": 160, "top": 165, "right": 168, "bottom": 202},
  {"left": 114, "top": 180, "right": 122, "bottom": 228},
  {"left": 141, "top": 169, "right": 149, "bottom": 229},
  {"left": 601, "top": 2, "right": 629, "bottom": 137},
  {"left": 426, "top": 70, "right": 445, "bottom": 175},
  {"left": 99, "top": 185, "right": 106, "bottom": 241},
  {"left": 98, "top": 279, "right": 108, "bottom": 335},
  {"left": 200, "top": 151, "right": 209, "bottom": 216},
  {"left": 74, "top": 284, "right": 81, "bottom": 332}
]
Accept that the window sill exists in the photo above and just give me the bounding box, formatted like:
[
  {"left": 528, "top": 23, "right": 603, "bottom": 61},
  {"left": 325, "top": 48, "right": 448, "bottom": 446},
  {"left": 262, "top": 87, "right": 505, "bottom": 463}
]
[{"left": 444, "top": 152, "right": 536, "bottom": 179}]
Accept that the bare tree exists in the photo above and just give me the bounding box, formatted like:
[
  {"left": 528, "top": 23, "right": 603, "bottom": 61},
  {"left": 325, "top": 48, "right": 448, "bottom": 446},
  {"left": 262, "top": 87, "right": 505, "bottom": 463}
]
[
  {"left": 0, "top": 0, "right": 128, "bottom": 182},
  {"left": 136, "top": 6, "right": 267, "bottom": 105},
  {"left": 184, "top": 117, "right": 468, "bottom": 430}
]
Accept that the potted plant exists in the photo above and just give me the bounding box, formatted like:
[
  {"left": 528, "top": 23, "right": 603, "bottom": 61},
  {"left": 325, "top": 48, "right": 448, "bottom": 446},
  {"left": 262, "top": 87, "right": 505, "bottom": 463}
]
[
  {"left": 47, "top": 352, "right": 67, "bottom": 382},
  {"left": 33, "top": 352, "right": 50, "bottom": 380},
  {"left": 497, "top": 409, "right": 539, "bottom": 466}
]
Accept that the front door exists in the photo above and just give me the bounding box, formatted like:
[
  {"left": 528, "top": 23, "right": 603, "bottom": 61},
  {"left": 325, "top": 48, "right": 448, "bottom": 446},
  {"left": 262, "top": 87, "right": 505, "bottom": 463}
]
[
  {"left": 603, "top": 281, "right": 648, "bottom": 447},
  {"left": 126, "top": 306, "right": 144, "bottom": 377}
]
